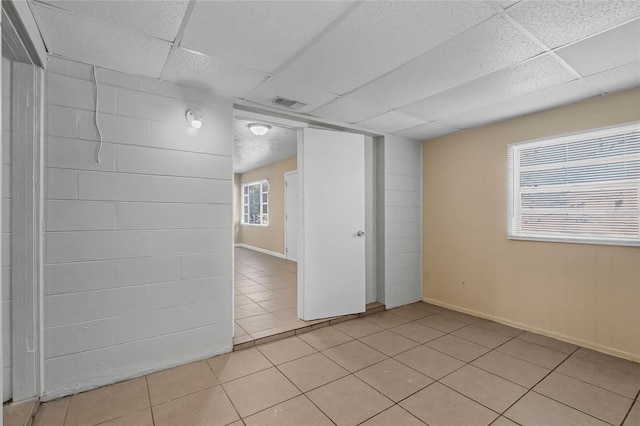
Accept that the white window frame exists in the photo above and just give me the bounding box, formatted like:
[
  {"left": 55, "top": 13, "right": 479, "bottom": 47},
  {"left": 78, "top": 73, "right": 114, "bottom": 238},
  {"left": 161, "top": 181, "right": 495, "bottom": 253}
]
[
  {"left": 507, "top": 122, "right": 640, "bottom": 247},
  {"left": 242, "top": 180, "right": 269, "bottom": 226}
]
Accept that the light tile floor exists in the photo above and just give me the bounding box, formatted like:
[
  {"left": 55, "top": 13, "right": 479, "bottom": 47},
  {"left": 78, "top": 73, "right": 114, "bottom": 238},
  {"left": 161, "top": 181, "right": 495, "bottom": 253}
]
[
  {"left": 27, "top": 301, "right": 640, "bottom": 426},
  {"left": 233, "top": 247, "right": 378, "bottom": 345},
  {"left": 233, "top": 248, "right": 305, "bottom": 343}
]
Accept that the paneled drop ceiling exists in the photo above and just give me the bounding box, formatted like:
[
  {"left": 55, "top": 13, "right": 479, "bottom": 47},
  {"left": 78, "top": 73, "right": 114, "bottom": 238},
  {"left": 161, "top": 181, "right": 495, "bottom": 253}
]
[{"left": 30, "top": 0, "right": 640, "bottom": 140}]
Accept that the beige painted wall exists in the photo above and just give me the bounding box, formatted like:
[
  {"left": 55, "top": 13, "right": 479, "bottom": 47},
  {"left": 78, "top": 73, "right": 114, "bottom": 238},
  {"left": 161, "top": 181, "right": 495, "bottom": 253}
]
[
  {"left": 423, "top": 87, "right": 640, "bottom": 361},
  {"left": 237, "top": 157, "right": 297, "bottom": 254}
]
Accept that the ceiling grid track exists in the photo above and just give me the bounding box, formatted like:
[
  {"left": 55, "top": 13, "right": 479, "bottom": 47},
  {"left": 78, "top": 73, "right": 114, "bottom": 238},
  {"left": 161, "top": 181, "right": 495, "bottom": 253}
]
[
  {"left": 159, "top": 0, "right": 198, "bottom": 81},
  {"left": 242, "top": 1, "right": 364, "bottom": 102},
  {"left": 305, "top": 7, "right": 507, "bottom": 120},
  {"left": 27, "top": 0, "right": 640, "bottom": 139},
  {"left": 485, "top": 2, "right": 584, "bottom": 82}
]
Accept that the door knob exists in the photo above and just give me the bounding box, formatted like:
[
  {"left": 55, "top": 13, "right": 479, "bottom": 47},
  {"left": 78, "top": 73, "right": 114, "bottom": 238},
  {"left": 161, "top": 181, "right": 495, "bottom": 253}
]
[{"left": 357, "top": 231, "right": 365, "bottom": 237}]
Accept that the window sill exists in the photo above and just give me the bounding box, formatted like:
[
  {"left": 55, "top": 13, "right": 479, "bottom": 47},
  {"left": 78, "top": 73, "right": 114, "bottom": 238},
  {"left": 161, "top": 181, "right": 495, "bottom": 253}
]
[
  {"left": 241, "top": 223, "right": 269, "bottom": 228},
  {"left": 507, "top": 234, "right": 639, "bottom": 248}
]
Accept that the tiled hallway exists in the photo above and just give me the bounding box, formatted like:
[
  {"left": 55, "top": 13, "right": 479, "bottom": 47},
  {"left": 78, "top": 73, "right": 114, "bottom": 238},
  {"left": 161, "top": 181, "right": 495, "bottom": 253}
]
[
  {"left": 233, "top": 247, "right": 335, "bottom": 344},
  {"left": 25, "top": 302, "right": 640, "bottom": 426}
]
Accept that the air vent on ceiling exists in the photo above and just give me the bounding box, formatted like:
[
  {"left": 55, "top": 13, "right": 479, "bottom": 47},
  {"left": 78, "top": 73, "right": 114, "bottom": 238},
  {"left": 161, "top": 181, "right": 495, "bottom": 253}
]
[{"left": 272, "top": 96, "right": 307, "bottom": 110}]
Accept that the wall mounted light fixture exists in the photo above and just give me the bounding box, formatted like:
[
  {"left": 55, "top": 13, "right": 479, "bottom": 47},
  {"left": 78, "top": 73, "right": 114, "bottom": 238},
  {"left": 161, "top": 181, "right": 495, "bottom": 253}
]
[
  {"left": 248, "top": 123, "right": 271, "bottom": 136},
  {"left": 186, "top": 110, "right": 203, "bottom": 129}
]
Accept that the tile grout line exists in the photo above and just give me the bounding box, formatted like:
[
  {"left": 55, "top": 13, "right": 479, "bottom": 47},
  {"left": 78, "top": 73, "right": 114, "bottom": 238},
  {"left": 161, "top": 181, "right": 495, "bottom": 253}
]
[
  {"left": 59, "top": 397, "right": 71, "bottom": 426},
  {"left": 144, "top": 376, "right": 156, "bottom": 426},
  {"left": 209, "top": 356, "right": 262, "bottom": 425},
  {"left": 440, "top": 324, "right": 634, "bottom": 425},
  {"left": 359, "top": 313, "right": 582, "bottom": 423},
  {"left": 497, "top": 345, "right": 620, "bottom": 425},
  {"left": 388, "top": 323, "right": 547, "bottom": 423},
  {"left": 330, "top": 311, "right": 521, "bottom": 424},
  {"left": 620, "top": 387, "right": 640, "bottom": 426},
  {"left": 271, "top": 355, "right": 340, "bottom": 426}
]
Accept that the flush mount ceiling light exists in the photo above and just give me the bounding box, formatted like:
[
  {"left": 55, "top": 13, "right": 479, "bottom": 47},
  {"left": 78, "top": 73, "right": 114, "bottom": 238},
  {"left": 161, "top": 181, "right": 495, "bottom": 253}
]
[
  {"left": 248, "top": 123, "right": 271, "bottom": 136},
  {"left": 186, "top": 110, "right": 203, "bottom": 129}
]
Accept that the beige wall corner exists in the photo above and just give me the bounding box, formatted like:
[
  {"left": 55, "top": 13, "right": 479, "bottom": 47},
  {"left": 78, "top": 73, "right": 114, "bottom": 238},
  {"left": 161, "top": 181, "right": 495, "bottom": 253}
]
[
  {"left": 422, "top": 87, "right": 640, "bottom": 361},
  {"left": 236, "top": 156, "right": 297, "bottom": 255}
]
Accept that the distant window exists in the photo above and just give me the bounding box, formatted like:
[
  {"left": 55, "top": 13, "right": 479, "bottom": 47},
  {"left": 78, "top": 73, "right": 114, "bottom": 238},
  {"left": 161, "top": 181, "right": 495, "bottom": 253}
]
[
  {"left": 242, "top": 180, "right": 269, "bottom": 226},
  {"left": 507, "top": 122, "right": 640, "bottom": 246}
]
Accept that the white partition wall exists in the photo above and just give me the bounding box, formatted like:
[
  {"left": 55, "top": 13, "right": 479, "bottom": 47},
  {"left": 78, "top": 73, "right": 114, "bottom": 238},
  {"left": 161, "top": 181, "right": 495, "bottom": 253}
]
[
  {"left": 382, "top": 135, "right": 423, "bottom": 308},
  {"left": 1, "top": 55, "right": 12, "bottom": 403},
  {"left": 42, "top": 56, "right": 234, "bottom": 399}
]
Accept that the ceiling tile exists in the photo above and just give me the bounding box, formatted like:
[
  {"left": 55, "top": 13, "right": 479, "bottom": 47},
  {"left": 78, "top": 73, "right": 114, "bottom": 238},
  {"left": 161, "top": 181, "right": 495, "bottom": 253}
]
[
  {"left": 308, "top": 97, "right": 388, "bottom": 124},
  {"left": 508, "top": 0, "right": 640, "bottom": 48},
  {"left": 279, "top": 1, "right": 494, "bottom": 95},
  {"left": 438, "top": 79, "right": 601, "bottom": 130},
  {"left": 350, "top": 15, "right": 544, "bottom": 109},
  {"left": 234, "top": 119, "right": 297, "bottom": 174},
  {"left": 161, "top": 48, "right": 269, "bottom": 99},
  {"left": 395, "top": 122, "right": 461, "bottom": 141},
  {"left": 586, "top": 61, "right": 640, "bottom": 94},
  {"left": 245, "top": 76, "right": 337, "bottom": 113},
  {"left": 181, "top": 1, "right": 352, "bottom": 74},
  {"left": 356, "top": 111, "right": 426, "bottom": 134},
  {"left": 397, "top": 54, "right": 577, "bottom": 122},
  {"left": 33, "top": 4, "right": 171, "bottom": 78},
  {"left": 557, "top": 20, "right": 640, "bottom": 77},
  {"left": 35, "top": 0, "right": 188, "bottom": 41}
]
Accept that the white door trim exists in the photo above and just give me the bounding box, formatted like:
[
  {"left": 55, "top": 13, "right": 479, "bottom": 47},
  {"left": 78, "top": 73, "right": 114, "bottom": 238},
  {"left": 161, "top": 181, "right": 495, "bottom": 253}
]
[
  {"left": 284, "top": 170, "right": 298, "bottom": 262},
  {"left": 11, "top": 61, "right": 44, "bottom": 401}
]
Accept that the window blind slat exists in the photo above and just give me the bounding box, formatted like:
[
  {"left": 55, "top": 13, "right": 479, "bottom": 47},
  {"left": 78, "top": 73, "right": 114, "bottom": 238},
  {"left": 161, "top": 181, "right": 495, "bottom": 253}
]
[{"left": 520, "top": 130, "right": 640, "bottom": 167}]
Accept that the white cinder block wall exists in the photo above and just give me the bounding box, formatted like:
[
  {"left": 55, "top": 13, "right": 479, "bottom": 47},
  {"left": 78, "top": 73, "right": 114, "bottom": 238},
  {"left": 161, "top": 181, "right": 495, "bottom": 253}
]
[
  {"left": 2, "top": 56, "right": 13, "bottom": 402},
  {"left": 383, "top": 135, "right": 423, "bottom": 308},
  {"left": 43, "top": 56, "right": 234, "bottom": 398}
]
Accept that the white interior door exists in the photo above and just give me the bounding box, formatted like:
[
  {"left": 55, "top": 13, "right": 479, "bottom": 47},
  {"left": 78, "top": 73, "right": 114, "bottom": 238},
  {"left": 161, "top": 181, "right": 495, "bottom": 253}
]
[
  {"left": 298, "top": 128, "right": 366, "bottom": 320},
  {"left": 285, "top": 171, "right": 299, "bottom": 262}
]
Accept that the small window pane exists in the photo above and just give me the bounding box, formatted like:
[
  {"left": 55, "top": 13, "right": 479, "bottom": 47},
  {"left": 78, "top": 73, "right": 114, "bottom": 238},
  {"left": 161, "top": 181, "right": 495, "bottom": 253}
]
[{"left": 241, "top": 181, "right": 269, "bottom": 226}]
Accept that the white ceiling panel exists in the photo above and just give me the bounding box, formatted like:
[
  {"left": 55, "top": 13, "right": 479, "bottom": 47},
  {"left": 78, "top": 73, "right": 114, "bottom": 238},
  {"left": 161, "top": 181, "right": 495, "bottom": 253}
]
[
  {"left": 161, "top": 48, "right": 269, "bottom": 99},
  {"left": 245, "top": 76, "right": 337, "bottom": 113},
  {"left": 308, "top": 96, "right": 388, "bottom": 124},
  {"left": 35, "top": 0, "right": 188, "bottom": 41},
  {"left": 557, "top": 20, "right": 640, "bottom": 77},
  {"left": 33, "top": 3, "right": 171, "bottom": 78},
  {"left": 234, "top": 119, "right": 297, "bottom": 174},
  {"left": 439, "top": 79, "right": 601, "bottom": 130},
  {"left": 181, "top": 1, "right": 352, "bottom": 74},
  {"left": 279, "top": 1, "right": 494, "bottom": 95},
  {"left": 398, "top": 54, "right": 576, "bottom": 122},
  {"left": 350, "top": 15, "right": 544, "bottom": 109},
  {"left": 356, "top": 111, "right": 426, "bottom": 134},
  {"left": 586, "top": 61, "right": 640, "bottom": 94},
  {"left": 508, "top": 1, "right": 640, "bottom": 49},
  {"left": 395, "top": 121, "right": 461, "bottom": 141}
]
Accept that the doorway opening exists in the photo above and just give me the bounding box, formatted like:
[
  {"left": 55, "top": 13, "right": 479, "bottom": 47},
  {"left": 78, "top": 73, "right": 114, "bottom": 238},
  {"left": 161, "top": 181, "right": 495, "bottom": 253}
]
[
  {"left": 231, "top": 109, "right": 382, "bottom": 346},
  {"left": 232, "top": 112, "right": 306, "bottom": 343}
]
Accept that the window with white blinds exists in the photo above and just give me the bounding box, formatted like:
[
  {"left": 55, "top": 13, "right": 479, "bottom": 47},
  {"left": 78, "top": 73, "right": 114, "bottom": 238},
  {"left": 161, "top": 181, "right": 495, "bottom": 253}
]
[{"left": 507, "top": 122, "right": 640, "bottom": 246}]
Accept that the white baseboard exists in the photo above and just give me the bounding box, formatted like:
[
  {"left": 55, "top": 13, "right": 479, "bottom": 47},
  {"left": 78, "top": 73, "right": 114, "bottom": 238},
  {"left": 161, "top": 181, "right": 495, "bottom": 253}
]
[
  {"left": 234, "top": 243, "right": 287, "bottom": 259},
  {"left": 423, "top": 297, "right": 640, "bottom": 363}
]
